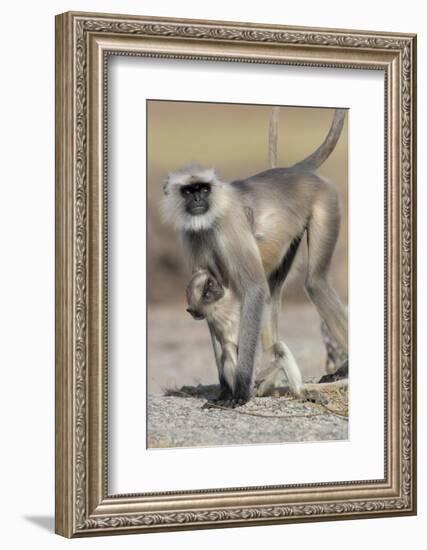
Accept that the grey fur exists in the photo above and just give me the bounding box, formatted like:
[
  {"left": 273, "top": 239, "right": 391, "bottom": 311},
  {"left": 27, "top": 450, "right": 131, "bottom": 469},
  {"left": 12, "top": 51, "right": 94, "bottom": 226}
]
[
  {"left": 162, "top": 109, "right": 348, "bottom": 406},
  {"left": 321, "top": 320, "right": 348, "bottom": 374}
]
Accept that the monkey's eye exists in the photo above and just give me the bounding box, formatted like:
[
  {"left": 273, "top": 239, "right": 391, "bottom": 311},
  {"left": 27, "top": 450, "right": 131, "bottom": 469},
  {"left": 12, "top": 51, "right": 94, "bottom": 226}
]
[
  {"left": 183, "top": 188, "right": 191, "bottom": 195},
  {"left": 204, "top": 291, "right": 212, "bottom": 299},
  {"left": 207, "top": 280, "right": 213, "bottom": 287},
  {"left": 201, "top": 186, "right": 210, "bottom": 194}
]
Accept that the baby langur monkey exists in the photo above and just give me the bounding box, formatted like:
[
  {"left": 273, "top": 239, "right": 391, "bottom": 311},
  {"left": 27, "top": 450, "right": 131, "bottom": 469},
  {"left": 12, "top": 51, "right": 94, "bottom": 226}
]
[{"left": 186, "top": 269, "right": 304, "bottom": 404}]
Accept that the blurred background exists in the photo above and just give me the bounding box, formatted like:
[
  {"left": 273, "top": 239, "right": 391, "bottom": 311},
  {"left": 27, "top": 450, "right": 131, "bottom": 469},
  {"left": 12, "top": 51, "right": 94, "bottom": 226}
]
[{"left": 147, "top": 101, "right": 348, "bottom": 392}]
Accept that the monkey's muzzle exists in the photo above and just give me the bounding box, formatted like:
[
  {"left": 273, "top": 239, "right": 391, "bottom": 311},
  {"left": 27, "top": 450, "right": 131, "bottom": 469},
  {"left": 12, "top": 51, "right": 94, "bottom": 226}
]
[
  {"left": 187, "top": 204, "right": 208, "bottom": 215},
  {"left": 186, "top": 307, "right": 205, "bottom": 321}
]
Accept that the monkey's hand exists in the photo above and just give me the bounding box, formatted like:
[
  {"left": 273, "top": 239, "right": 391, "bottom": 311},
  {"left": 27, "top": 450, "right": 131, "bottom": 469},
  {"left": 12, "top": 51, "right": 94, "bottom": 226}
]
[
  {"left": 227, "top": 396, "right": 250, "bottom": 408},
  {"left": 231, "top": 358, "right": 255, "bottom": 407},
  {"left": 202, "top": 385, "right": 247, "bottom": 409},
  {"left": 217, "top": 384, "right": 233, "bottom": 401},
  {"left": 203, "top": 396, "right": 249, "bottom": 409}
]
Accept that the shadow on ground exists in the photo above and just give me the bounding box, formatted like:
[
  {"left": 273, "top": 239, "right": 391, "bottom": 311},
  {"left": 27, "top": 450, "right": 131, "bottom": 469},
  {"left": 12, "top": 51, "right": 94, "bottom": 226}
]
[{"left": 23, "top": 515, "right": 54, "bottom": 533}]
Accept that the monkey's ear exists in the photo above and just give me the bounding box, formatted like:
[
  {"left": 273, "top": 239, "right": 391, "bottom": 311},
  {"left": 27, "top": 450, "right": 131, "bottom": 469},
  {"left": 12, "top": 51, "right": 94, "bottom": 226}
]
[{"left": 162, "top": 178, "right": 170, "bottom": 195}]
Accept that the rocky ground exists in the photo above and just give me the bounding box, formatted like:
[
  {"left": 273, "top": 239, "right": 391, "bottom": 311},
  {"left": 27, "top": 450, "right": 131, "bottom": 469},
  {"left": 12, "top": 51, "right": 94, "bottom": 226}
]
[
  {"left": 147, "top": 386, "right": 348, "bottom": 448},
  {"left": 147, "top": 387, "right": 348, "bottom": 449}
]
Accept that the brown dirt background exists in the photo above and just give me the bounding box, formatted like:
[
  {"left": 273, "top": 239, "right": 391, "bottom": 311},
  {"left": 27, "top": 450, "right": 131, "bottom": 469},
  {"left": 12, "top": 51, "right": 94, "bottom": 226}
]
[{"left": 147, "top": 102, "right": 348, "bottom": 392}]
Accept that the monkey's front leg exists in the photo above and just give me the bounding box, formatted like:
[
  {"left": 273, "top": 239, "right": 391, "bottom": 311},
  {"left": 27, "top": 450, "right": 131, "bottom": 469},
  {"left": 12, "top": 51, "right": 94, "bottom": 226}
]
[
  {"left": 207, "top": 323, "right": 232, "bottom": 400},
  {"left": 231, "top": 286, "right": 267, "bottom": 407}
]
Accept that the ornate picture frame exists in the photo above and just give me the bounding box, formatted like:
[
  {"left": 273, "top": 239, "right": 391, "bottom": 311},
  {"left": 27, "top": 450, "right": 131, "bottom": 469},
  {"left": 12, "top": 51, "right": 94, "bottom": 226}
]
[{"left": 55, "top": 11, "right": 417, "bottom": 537}]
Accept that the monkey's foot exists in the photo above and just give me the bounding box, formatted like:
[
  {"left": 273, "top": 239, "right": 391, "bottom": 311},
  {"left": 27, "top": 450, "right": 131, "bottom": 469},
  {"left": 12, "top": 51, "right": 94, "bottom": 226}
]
[
  {"left": 224, "top": 397, "right": 249, "bottom": 408},
  {"left": 216, "top": 385, "right": 233, "bottom": 401},
  {"left": 319, "top": 359, "right": 348, "bottom": 383}
]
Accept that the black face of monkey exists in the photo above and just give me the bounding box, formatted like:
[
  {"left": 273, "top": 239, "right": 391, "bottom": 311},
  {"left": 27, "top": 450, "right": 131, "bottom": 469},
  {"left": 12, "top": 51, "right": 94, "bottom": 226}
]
[
  {"left": 186, "top": 271, "right": 224, "bottom": 320},
  {"left": 200, "top": 276, "right": 224, "bottom": 304},
  {"left": 180, "top": 183, "right": 211, "bottom": 216}
]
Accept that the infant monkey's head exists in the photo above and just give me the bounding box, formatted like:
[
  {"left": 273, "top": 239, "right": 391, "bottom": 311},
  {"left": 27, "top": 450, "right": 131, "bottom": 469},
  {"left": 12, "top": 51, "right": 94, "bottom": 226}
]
[{"left": 186, "top": 269, "right": 224, "bottom": 320}]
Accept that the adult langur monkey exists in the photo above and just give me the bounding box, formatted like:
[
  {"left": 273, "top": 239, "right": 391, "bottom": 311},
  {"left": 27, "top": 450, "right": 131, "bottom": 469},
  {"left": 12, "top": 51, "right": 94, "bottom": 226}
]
[{"left": 162, "top": 109, "right": 347, "bottom": 407}]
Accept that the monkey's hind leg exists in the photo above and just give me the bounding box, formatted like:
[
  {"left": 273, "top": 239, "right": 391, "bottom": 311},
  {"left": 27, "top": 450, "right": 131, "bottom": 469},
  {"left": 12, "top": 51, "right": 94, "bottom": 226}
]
[
  {"left": 274, "top": 341, "right": 304, "bottom": 397},
  {"left": 321, "top": 320, "right": 348, "bottom": 374},
  {"left": 305, "top": 195, "right": 348, "bottom": 357},
  {"left": 261, "top": 263, "right": 304, "bottom": 397},
  {"left": 256, "top": 341, "right": 304, "bottom": 397}
]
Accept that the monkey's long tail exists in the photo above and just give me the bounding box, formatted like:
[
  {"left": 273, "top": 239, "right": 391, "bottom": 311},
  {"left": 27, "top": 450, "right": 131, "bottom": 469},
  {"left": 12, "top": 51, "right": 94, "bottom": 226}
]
[{"left": 290, "top": 109, "right": 346, "bottom": 172}]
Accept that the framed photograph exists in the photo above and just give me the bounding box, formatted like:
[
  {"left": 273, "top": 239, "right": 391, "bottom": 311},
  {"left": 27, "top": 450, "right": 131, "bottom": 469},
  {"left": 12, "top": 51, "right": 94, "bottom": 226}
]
[{"left": 55, "top": 11, "right": 417, "bottom": 537}]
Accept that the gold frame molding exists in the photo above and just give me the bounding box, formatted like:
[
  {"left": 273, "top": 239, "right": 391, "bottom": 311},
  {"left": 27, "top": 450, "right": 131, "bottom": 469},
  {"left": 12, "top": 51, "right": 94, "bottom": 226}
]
[{"left": 55, "top": 11, "right": 417, "bottom": 538}]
